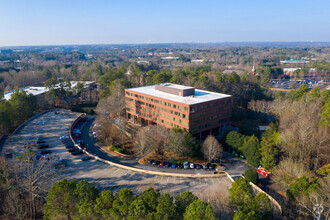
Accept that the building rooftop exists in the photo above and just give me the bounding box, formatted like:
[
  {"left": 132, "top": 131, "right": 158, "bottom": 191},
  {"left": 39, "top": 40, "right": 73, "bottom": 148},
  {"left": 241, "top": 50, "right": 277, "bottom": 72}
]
[
  {"left": 4, "top": 87, "right": 49, "bottom": 101},
  {"left": 127, "top": 83, "right": 231, "bottom": 105},
  {"left": 280, "top": 59, "right": 309, "bottom": 64}
]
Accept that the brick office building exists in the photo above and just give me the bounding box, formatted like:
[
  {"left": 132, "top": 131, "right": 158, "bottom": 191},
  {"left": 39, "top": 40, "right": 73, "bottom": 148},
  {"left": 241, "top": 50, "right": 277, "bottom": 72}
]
[{"left": 125, "top": 83, "right": 232, "bottom": 139}]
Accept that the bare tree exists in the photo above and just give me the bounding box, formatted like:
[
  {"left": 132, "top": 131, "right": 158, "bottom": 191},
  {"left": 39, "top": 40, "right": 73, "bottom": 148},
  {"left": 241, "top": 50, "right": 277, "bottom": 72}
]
[
  {"left": 134, "top": 125, "right": 167, "bottom": 157},
  {"left": 15, "top": 148, "right": 58, "bottom": 219},
  {"left": 201, "top": 135, "right": 223, "bottom": 162},
  {"left": 166, "top": 130, "right": 191, "bottom": 157}
]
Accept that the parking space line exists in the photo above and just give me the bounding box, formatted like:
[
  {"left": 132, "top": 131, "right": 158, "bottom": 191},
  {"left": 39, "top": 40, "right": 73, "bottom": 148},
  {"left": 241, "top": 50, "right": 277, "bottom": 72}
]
[{"left": 167, "top": 177, "right": 171, "bottom": 183}]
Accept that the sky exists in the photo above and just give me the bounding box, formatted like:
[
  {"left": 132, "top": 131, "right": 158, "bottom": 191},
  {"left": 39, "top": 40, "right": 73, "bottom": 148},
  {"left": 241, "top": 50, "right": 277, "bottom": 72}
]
[{"left": 0, "top": 0, "right": 329, "bottom": 46}]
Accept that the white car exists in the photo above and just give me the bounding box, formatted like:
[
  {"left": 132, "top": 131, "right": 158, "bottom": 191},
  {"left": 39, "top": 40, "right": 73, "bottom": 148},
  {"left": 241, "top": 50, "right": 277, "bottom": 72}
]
[{"left": 189, "top": 163, "right": 195, "bottom": 169}]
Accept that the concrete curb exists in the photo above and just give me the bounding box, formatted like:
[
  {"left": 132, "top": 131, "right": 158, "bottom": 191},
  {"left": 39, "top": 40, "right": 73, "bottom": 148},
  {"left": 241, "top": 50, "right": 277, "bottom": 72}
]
[{"left": 69, "top": 115, "right": 228, "bottom": 178}]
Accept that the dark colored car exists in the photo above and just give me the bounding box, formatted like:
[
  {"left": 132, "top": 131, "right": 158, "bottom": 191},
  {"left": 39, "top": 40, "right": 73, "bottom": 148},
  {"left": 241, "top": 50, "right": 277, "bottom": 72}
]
[
  {"left": 152, "top": 160, "right": 159, "bottom": 166},
  {"left": 159, "top": 161, "right": 165, "bottom": 166},
  {"left": 72, "top": 150, "right": 83, "bottom": 155},
  {"left": 202, "top": 163, "right": 208, "bottom": 169},
  {"left": 37, "top": 144, "right": 49, "bottom": 149},
  {"left": 68, "top": 147, "right": 79, "bottom": 152},
  {"left": 36, "top": 140, "right": 46, "bottom": 144},
  {"left": 196, "top": 164, "right": 202, "bottom": 169},
  {"left": 37, "top": 136, "right": 47, "bottom": 140},
  {"left": 40, "top": 150, "right": 51, "bottom": 155},
  {"left": 64, "top": 142, "right": 73, "bottom": 147},
  {"left": 147, "top": 160, "right": 154, "bottom": 165},
  {"left": 171, "top": 162, "right": 176, "bottom": 168},
  {"left": 165, "top": 162, "right": 171, "bottom": 167},
  {"left": 54, "top": 162, "right": 66, "bottom": 169},
  {"left": 81, "top": 156, "right": 92, "bottom": 161},
  {"left": 65, "top": 144, "right": 74, "bottom": 149},
  {"left": 177, "top": 164, "right": 183, "bottom": 169},
  {"left": 4, "top": 153, "right": 12, "bottom": 159},
  {"left": 208, "top": 163, "right": 215, "bottom": 169}
]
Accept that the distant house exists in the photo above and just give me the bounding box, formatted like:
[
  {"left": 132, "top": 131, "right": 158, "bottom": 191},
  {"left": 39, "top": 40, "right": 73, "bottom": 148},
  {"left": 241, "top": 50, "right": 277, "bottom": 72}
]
[{"left": 280, "top": 59, "right": 309, "bottom": 64}]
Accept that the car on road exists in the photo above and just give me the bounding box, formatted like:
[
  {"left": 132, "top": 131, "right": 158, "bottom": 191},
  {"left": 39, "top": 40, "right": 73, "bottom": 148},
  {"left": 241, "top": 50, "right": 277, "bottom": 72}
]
[
  {"left": 37, "top": 144, "right": 49, "bottom": 149},
  {"left": 196, "top": 164, "right": 202, "bottom": 169},
  {"left": 184, "top": 161, "right": 189, "bottom": 169},
  {"left": 171, "top": 162, "right": 176, "bottom": 168},
  {"left": 147, "top": 160, "right": 154, "bottom": 165},
  {"left": 72, "top": 150, "right": 83, "bottom": 155},
  {"left": 165, "top": 162, "right": 171, "bottom": 168},
  {"left": 189, "top": 163, "right": 195, "bottom": 169},
  {"left": 152, "top": 160, "right": 159, "bottom": 166},
  {"left": 81, "top": 156, "right": 93, "bottom": 161},
  {"left": 159, "top": 161, "right": 165, "bottom": 166},
  {"left": 40, "top": 150, "right": 51, "bottom": 155}
]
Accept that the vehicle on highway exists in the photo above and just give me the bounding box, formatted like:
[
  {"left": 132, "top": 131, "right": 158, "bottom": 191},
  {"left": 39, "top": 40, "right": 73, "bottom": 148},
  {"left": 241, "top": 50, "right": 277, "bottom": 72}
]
[
  {"left": 202, "top": 163, "right": 208, "bottom": 169},
  {"left": 165, "top": 162, "right": 171, "bottom": 167},
  {"left": 190, "top": 163, "right": 195, "bottom": 169},
  {"left": 147, "top": 160, "right": 154, "bottom": 165},
  {"left": 159, "top": 161, "right": 165, "bottom": 166},
  {"left": 152, "top": 160, "right": 159, "bottom": 166},
  {"left": 81, "top": 156, "right": 93, "bottom": 161},
  {"left": 177, "top": 164, "right": 183, "bottom": 169},
  {"left": 40, "top": 150, "right": 51, "bottom": 155},
  {"left": 37, "top": 144, "right": 49, "bottom": 149},
  {"left": 171, "top": 162, "right": 176, "bottom": 168},
  {"left": 72, "top": 150, "right": 83, "bottom": 155},
  {"left": 196, "top": 164, "right": 202, "bottom": 169},
  {"left": 184, "top": 161, "right": 189, "bottom": 169}
]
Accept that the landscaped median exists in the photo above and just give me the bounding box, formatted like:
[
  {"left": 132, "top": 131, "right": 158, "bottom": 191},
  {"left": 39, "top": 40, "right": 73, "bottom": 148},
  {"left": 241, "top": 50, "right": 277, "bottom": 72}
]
[{"left": 69, "top": 114, "right": 228, "bottom": 178}]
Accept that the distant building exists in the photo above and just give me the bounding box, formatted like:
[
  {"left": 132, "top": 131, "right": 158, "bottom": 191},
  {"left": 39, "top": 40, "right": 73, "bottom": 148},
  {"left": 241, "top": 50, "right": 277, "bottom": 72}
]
[
  {"left": 125, "top": 83, "right": 232, "bottom": 139},
  {"left": 191, "top": 59, "right": 204, "bottom": 63},
  {"left": 161, "top": 56, "right": 179, "bottom": 60},
  {"left": 283, "top": 68, "right": 301, "bottom": 76},
  {"left": 280, "top": 59, "right": 309, "bottom": 64},
  {"left": 251, "top": 64, "right": 256, "bottom": 75}
]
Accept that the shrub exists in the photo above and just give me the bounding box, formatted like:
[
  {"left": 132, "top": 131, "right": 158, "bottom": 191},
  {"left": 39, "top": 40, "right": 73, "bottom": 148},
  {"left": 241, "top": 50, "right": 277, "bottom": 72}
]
[
  {"left": 244, "top": 169, "right": 258, "bottom": 184},
  {"left": 109, "top": 145, "right": 123, "bottom": 153}
]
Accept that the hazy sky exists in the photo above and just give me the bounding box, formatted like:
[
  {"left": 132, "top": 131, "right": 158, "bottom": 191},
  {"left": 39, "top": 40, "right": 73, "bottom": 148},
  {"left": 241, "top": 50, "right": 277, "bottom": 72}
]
[{"left": 1, "top": 0, "right": 329, "bottom": 46}]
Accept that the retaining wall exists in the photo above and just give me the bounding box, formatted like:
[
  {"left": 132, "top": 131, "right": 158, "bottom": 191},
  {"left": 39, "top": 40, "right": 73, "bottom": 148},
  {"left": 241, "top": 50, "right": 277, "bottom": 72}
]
[{"left": 69, "top": 114, "right": 228, "bottom": 178}]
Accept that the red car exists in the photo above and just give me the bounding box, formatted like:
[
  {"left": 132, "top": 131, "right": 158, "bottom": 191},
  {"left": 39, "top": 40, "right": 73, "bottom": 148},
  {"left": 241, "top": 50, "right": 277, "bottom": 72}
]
[
  {"left": 257, "top": 167, "right": 271, "bottom": 177},
  {"left": 159, "top": 161, "right": 165, "bottom": 166}
]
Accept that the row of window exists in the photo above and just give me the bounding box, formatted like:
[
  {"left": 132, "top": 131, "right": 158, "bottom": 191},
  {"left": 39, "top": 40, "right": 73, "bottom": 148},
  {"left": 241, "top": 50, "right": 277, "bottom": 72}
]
[
  {"left": 126, "top": 92, "right": 189, "bottom": 112},
  {"left": 189, "top": 99, "right": 231, "bottom": 112},
  {"left": 191, "top": 118, "right": 230, "bottom": 133},
  {"left": 190, "top": 112, "right": 231, "bottom": 127},
  {"left": 190, "top": 106, "right": 231, "bottom": 120},
  {"left": 126, "top": 98, "right": 187, "bottom": 119}
]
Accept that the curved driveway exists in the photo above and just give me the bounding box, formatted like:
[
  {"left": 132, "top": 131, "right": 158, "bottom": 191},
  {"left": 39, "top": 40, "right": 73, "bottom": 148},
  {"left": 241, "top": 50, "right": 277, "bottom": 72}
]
[
  {"left": 2, "top": 109, "right": 233, "bottom": 217},
  {"left": 82, "top": 117, "right": 250, "bottom": 178}
]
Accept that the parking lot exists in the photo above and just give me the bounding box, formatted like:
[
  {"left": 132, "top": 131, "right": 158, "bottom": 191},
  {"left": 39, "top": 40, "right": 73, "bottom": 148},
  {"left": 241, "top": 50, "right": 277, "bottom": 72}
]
[{"left": 2, "top": 109, "right": 233, "bottom": 211}]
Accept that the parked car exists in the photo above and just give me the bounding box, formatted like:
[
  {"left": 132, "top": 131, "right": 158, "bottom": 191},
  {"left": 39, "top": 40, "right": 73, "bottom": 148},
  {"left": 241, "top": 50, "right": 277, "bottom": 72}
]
[
  {"left": 37, "top": 136, "right": 47, "bottom": 140},
  {"left": 81, "top": 156, "right": 93, "bottom": 161},
  {"left": 54, "top": 161, "right": 66, "bottom": 169},
  {"left": 189, "top": 163, "right": 195, "bottom": 169},
  {"left": 65, "top": 144, "right": 74, "bottom": 149},
  {"left": 4, "top": 153, "right": 12, "bottom": 159},
  {"left": 184, "top": 161, "right": 189, "bottom": 169},
  {"left": 72, "top": 150, "right": 83, "bottom": 155},
  {"left": 171, "top": 162, "right": 177, "bottom": 168},
  {"left": 68, "top": 147, "right": 79, "bottom": 152},
  {"left": 37, "top": 144, "right": 49, "bottom": 149},
  {"left": 196, "top": 164, "right": 202, "bottom": 169},
  {"left": 60, "top": 136, "right": 69, "bottom": 140},
  {"left": 147, "top": 160, "right": 154, "bottom": 165},
  {"left": 177, "top": 164, "right": 183, "bottom": 169},
  {"left": 207, "top": 163, "right": 215, "bottom": 169},
  {"left": 36, "top": 140, "right": 46, "bottom": 144},
  {"left": 202, "top": 163, "right": 208, "bottom": 169},
  {"left": 165, "top": 162, "right": 171, "bottom": 168},
  {"left": 159, "top": 161, "right": 165, "bottom": 166},
  {"left": 40, "top": 150, "right": 51, "bottom": 155},
  {"left": 152, "top": 160, "right": 159, "bottom": 166}
]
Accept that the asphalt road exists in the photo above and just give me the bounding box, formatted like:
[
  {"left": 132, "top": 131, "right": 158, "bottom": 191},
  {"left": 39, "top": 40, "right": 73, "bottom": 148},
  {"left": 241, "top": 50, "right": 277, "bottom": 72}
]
[
  {"left": 2, "top": 109, "right": 233, "bottom": 219},
  {"left": 81, "top": 117, "right": 250, "bottom": 177}
]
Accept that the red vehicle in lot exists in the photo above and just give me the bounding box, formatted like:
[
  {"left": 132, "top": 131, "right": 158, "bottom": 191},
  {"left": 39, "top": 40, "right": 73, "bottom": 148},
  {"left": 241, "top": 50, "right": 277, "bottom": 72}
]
[
  {"left": 257, "top": 166, "right": 271, "bottom": 177},
  {"left": 159, "top": 161, "right": 165, "bottom": 166}
]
